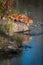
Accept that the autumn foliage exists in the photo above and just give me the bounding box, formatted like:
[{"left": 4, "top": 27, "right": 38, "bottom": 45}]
[{"left": 10, "top": 14, "right": 33, "bottom": 24}]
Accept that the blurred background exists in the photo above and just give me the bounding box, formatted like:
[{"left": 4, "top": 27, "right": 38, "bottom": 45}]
[{"left": 0, "top": 0, "right": 43, "bottom": 65}]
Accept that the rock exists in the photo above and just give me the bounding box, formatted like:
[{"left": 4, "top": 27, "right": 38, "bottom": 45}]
[
  {"left": 0, "top": 20, "right": 29, "bottom": 36},
  {"left": 12, "top": 22, "right": 29, "bottom": 32},
  {"left": 8, "top": 46, "right": 17, "bottom": 50},
  {"left": 7, "top": 41, "right": 18, "bottom": 50}
]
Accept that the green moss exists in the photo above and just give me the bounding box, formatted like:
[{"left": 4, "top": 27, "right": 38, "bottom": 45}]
[{"left": 0, "top": 22, "right": 13, "bottom": 35}]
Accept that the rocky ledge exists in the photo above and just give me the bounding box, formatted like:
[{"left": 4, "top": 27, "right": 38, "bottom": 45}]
[
  {"left": 0, "top": 19, "right": 32, "bottom": 54},
  {"left": 0, "top": 19, "right": 30, "bottom": 36}
]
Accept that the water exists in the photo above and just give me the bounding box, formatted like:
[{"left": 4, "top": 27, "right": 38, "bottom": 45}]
[
  {"left": 0, "top": 18, "right": 43, "bottom": 65},
  {"left": 0, "top": 29, "right": 43, "bottom": 65}
]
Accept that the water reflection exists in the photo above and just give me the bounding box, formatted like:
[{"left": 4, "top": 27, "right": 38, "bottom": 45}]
[
  {"left": 0, "top": 22, "right": 43, "bottom": 65},
  {"left": 22, "top": 35, "right": 32, "bottom": 43},
  {"left": 0, "top": 32, "right": 33, "bottom": 65},
  {"left": 0, "top": 59, "right": 10, "bottom": 65},
  {"left": 0, "top": 33, "right": 42, "bottom": 65}
]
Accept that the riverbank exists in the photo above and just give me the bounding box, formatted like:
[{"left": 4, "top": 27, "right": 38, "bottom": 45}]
[{"left": 0, "top": 17, "right": 32, "bottom": 54}]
